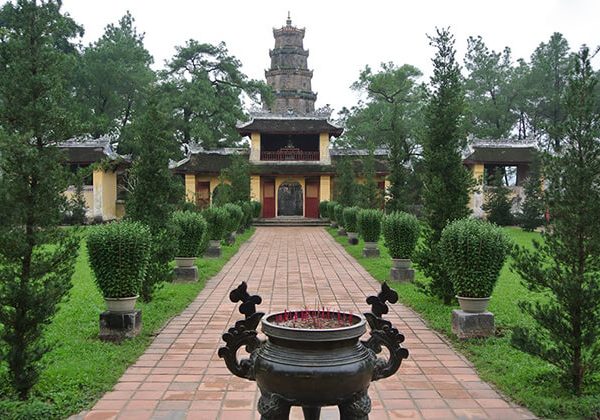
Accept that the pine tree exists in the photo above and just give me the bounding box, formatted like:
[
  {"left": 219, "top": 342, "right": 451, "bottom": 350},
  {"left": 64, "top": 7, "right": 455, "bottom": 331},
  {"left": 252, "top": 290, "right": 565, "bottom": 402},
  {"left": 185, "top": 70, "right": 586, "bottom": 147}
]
[
  {"left": 0, "top": 0, "right": 82, "bottom": 399},
  {"left": 334, "top": 157, "right": 357, "bottom": 207},
  {"left": 415, "top": 28, "right": 473, "bottom": 304},
  {"left": 511, "top": 46, "right": 600, "bottom": 395},
  {"left": 125, "top": 94, "right": 184, "bottom": 302},
  {"left": 482, "top": 167, "right": 513, "bottom": 226},
  {"left": 520, "top": 157, "right": 545, "bottom": 231},
  {"left": 222, "top": 154, "right": 250, "bottom": 203},
  {"left": 359, "top": 148, "right": 381, "bottom": 209}
]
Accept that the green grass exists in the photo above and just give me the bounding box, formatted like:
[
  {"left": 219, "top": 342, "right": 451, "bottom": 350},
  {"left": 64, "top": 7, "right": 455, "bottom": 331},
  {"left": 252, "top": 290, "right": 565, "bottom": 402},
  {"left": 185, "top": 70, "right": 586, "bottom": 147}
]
[
  {"left": 0, "top": 228, "right": 255, "bottom": 419},
  {"left": 327, "top": 226, "right": 600, "bottom": 419}
]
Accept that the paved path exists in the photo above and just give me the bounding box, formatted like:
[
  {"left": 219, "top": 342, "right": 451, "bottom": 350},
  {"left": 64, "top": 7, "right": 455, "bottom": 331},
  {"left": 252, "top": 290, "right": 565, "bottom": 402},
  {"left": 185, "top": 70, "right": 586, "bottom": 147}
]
[{"left": 82, "top": 227, "right": 533, "bottom": 420}]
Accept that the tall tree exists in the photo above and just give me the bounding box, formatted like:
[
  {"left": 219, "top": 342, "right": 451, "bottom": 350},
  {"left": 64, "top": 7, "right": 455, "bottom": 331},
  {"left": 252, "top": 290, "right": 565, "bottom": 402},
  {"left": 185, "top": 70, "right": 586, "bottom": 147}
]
[
  {"left": 511, "top": 47, "right": 600, "bottom": 394},
  {"left": 416, "top": 27, "right": 473, "bottom": 304},
  {"left": 359, "top": 148, "right": 381, "bottom": 209},
  {"left": 125, "top": 93, "right": 184, "bottom": 301},
  {"left": 464, "top": 36, "right": 517, "bottom": 139},
  {"left": 340, "top": 63, "right": 424, "bottom": 210},
  {"left": 334, "top": 157, "right": 357, "bottom": 207},
  {"left": 161, "top": 40, "right": 271, "bottom": 148},
  {"left": 222, "top": 153, "right": 251, "bottom": 203},
  {"left": 0, "top": 0, "right": 82, "bottom": 399},
  {"left": 75, "top": 12, "right": 155, "bottom": 139}
]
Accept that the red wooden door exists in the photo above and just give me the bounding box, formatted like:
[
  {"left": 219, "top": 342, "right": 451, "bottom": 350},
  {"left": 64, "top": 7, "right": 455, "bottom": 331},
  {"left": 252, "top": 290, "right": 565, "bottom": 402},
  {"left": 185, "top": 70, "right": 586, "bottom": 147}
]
[
  {"left": 305, "top": 178, "right": 320, "bottom": 218},
  {"left": 262, "top": 178, "right": 275, "bottom": 218},
  {"left": 195, "top": 181, "right": 211, "bottom": 209}
]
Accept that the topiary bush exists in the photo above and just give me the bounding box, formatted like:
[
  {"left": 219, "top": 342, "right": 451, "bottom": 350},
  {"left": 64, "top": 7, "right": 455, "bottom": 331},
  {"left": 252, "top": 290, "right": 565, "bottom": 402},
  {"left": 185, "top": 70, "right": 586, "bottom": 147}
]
[
  {"left": 382, "top": 212, "right": 421, "bottom": 259},
  {"left": 222, "top": 203, "right": 244, "bottom": 235},
  {"left": 357, "top": 209, "right": 383, "bottom": 242},
  {"left": 334, "top": 204, "right": 345, "bottom": 226},
  {"left": 319, "top": 200, "right": 330, "bottom": 219},
  {"left": 202, "top": 207, "right": 229, "bottom": 241},
  {"left": 240, "top": 201, "right": 253, "bottom": 229},
  {"left": 87, "top": 221, "right": 151, "bottom": 298},
  {"left": 327, "top": 201, "right": 338, "bottom": 221},
  {"left": 342, "top": 206, "right": 359, "bottom": 232},
  {"left": 251, "top": 200, "right": 262, "bottom": 218},
  {"left": 172, "top": 210, "right": 207, "bottom": 257},
  {"left": 439, "top": 218, "right": 511, "bottom": 298}
]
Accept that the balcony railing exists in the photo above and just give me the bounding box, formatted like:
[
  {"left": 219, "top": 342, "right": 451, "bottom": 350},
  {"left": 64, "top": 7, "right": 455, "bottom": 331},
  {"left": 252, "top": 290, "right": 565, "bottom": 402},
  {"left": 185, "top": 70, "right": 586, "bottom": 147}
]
[{"left": 260, "top": 148, "right": 320, "bottom": 161}]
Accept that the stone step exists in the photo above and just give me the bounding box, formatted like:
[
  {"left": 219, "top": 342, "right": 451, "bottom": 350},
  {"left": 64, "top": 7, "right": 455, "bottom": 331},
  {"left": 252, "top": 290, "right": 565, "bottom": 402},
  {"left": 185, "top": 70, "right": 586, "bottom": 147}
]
[{"left": 253, "top": 218, "right": 329, "bottom": 227}]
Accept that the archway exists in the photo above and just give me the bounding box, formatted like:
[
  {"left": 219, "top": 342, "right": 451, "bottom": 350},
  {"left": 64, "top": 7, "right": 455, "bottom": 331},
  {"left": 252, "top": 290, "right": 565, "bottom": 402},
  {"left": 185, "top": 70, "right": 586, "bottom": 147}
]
[{"left": 277, "top": 182, "right": 303, "bottom": 216}]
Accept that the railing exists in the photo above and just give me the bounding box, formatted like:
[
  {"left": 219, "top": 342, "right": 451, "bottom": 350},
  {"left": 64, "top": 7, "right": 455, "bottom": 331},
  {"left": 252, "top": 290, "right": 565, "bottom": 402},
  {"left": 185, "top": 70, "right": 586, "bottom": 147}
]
[{"left": 260, "top": 149, "right": 320, "bottom": 161}]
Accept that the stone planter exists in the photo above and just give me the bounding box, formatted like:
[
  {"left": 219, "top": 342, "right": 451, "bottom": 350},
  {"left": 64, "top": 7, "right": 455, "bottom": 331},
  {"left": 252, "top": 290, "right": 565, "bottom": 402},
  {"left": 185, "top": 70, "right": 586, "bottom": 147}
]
[
  {"left": 390, "top": 258, "right": 415, "bottom": 282},
  {"left": 175, "top": 257, "right": 196, "bottom": 268},
  {"left": 347, "top": 232, "right": 358, "bottom": 245},
  {"left": 205, "top": 239, "right": 222, "bottom": 258},
  {"left": 337, "top": 227, "right": 347, "bottom": 236},
  {"left": 174, "top": 257, "right": 198, "bottom": 283},
  {"left": 105, "top": 295, "right": 138, "bottom": 312},
  {"left": 330, "top": 221, "right": 338, "bottom": 228},
  {"left": 456, "top": 296, "right": 491, "bottom": 313},
  {"left": 362, "top": 241, "right": 380, "bottom": 257},
  {"left": 227, "top": 232, "right": 236, "bottom": 245},
  {"left": 219, "top": 282, "right": 408, "bottom": 419}
]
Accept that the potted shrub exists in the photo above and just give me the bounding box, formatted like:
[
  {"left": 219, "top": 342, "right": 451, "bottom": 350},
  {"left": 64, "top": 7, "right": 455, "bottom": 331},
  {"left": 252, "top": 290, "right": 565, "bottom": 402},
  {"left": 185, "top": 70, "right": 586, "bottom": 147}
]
[
  {"left": 382, "top": 212, "right": 421, "bottom": 279},
  {"left": 440, "top": 218, "right": 511, "bottom": 313},
  {"left": 87, "top": 221, "right": 151, "bottom": 312},
  {"left": 319, "top": 200, "right": 330, "bottom": 221},
  {"left": 357, "top": 209, "right": 382, "bottom": 257},
  {"left": 240, "top": 201, "right": 253, "bottom": 231},
  {"left": 202, "top": 206, "right": 229, "bottom": 257},
  {"left": 222, "top": 203, "right": 244, "bottom": 244},
  {"left": 335, "top": 204, "right": 346, "bottom": 235},
  {"left": 343, "top": 207, "right": 359, "bottom": 244},
  {"left": 172, "top": 210, "right": 207, "bottom": 268},
  {"left": 326, "top": 201, "right": 338, "bottom": 227},
  {"left": 251, "top": 200, "right": 262, "bottom": 219}
]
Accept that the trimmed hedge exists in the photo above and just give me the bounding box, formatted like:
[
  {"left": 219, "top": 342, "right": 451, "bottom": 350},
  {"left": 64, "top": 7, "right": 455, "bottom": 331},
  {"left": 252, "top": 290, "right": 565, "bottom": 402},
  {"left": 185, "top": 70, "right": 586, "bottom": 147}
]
[
  {"left": 342, "top": 206, "right": 359, "bottom": 232},
  {"left": 251, "top": 200, "right": 262, "bottom": 218},
  {"left": 357, "top": 209, "right": 382, "bottom": 242},
  {"left": 382, "top": 211, "right": 421, "bottom": 259},
  {"left": 222, "top": 203, "right": 244, "bottom": 235},
  {"left": 240, "top": 201, "right": 253, "bottom": 229},
  {"left": 202, "top": 206, "right": 229, "bottom": 241},
  {"left": 319, "top": 200, "right": 330, "bottom": 218},
  {"left": 327, "top": 201, "right": 338, "bottom": 221},
  {"left": 172, "top": 210, "right": 207, "bottom": 257},
  {"left": 439, "top": 218, "right": 511, "bottom": 298},
  {"left": 334, "top": 204, "right": 345, "bottom": 226},
  {"left": 86, "top": 221, "right": 151, "bottom": 298}
]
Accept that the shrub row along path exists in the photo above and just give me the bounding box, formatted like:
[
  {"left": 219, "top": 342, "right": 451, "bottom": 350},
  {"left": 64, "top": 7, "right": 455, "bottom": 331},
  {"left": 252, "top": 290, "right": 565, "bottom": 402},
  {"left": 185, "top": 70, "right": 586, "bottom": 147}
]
[{"left": 77, "top": 227, "right": 534, "bottom": 420}]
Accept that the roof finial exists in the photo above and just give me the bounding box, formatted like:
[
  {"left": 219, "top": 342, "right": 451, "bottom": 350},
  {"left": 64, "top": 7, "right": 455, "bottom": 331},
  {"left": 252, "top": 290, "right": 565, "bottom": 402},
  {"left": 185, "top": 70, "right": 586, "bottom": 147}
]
[{"left": 286, "top": 11, "right": 292, "bottom": 26}]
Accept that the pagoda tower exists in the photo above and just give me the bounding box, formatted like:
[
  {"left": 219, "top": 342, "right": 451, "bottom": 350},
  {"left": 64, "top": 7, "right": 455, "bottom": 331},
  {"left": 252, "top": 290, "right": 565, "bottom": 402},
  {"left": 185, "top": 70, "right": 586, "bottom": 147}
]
[{"left": 264, "top": 13, "right": 317, "bottom": 114}]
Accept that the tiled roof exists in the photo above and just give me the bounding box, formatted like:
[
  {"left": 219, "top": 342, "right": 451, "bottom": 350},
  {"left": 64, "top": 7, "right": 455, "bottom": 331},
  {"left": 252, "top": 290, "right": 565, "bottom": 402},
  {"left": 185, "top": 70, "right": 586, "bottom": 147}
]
[{"left": 237, "top": 116, "right": 343, "bottom": 136}]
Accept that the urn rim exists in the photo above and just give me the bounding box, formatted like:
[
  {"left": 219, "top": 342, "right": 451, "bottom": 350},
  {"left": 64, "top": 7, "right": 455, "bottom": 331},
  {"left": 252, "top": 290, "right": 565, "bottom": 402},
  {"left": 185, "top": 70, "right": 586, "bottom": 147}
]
[{"left": 261, "top": 311, "right": 367, "bottom": 342}]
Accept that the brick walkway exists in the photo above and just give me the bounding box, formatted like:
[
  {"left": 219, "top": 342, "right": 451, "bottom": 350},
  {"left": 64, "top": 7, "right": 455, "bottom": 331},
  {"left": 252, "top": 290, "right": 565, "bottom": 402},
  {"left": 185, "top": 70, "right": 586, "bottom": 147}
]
[{"left": 80, "top": 227, "right": 534, "bottom": 420}]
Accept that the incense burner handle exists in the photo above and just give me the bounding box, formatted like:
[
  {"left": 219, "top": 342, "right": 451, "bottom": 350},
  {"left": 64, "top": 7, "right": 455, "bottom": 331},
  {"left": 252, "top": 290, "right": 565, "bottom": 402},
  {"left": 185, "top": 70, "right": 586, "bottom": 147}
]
[
  {"left": 362, "top": 282, "right": 409, "bottom": 381},
  {"left": 218, "top": 282, "right": 264, "bottom": 381}
]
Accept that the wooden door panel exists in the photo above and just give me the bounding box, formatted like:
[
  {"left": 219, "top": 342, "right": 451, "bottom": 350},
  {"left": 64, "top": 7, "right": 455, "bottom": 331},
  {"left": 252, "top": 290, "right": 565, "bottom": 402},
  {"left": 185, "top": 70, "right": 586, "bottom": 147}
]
[
  {"left": 262, "top": 179, "right": 275, "bottom": 218},
  {"left": 305, "top": 178, "right": 320, "bottom": 218}
]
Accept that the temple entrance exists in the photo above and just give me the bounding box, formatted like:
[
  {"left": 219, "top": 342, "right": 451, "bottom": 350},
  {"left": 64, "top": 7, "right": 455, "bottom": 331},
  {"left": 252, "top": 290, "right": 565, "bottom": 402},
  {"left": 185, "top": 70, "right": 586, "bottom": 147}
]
[{"left": 277, "top": 182, "right": 303, "bottom": 216}]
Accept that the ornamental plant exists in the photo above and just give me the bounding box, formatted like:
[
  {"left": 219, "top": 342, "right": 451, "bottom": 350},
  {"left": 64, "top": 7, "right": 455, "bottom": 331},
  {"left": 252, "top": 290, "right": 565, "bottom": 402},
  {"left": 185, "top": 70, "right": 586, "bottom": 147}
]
[
  {"left": 319, "top": 200, "right": 330, "bottom": 219},
  {"left": 87, "top": 221, "right": 151, "bottom": 298},
  {"left": 251, "top": 200, "right": 262, "bottom": 218},
  {"left": 439, "top": 218, "right": 510, "bottom": 298},
  {"left": 222, "top": 203, "right": 244, "bottom": 235},
  {"left": 334, "top": 204, "right": 345, "bottom": 226},
  {"left": 357, "top": 209, "right": 383, "bottom": 242},
  {"left": 240, "top": 201, "right": 253, "bottom": 229},
  {"left": 202, "top": 206, "right": 229, "bottom": 241},
  {"left": 342, "top": 206, "right": 359, "bottom": 233},
  {"left": 382, "top": 212, "right": 421, "bottom": 259},
  {"left": 327, "top": 201, "right": 338, "bottom": 221},
  {"left": 172, "top": 210, "right": 207, "bottom": 257}
]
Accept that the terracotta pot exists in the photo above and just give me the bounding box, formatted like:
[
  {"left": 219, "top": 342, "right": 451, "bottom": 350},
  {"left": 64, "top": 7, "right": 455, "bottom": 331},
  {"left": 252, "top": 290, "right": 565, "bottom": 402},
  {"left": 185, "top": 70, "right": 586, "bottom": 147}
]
[
  {"left": 175, "top": 257, "right": 196, "bottom": 268},
  {"left": 105, "top": 295, "right": 138, "bottom": 312},
  {"left": 391, "top": 258, "right": 411, "bottom": 269},
  {"left": 456, "top": 296, "right": 491, "bottom": 313}
]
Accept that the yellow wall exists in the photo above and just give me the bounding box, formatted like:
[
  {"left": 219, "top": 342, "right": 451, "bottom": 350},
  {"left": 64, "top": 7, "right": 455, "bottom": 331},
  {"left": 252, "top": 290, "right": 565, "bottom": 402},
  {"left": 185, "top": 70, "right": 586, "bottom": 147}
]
[
  {"left": 250, "top": 175, "right": 260, "bottom": 201},
  {"left": 319, "top": 175, "right": 331, "bottom": 201},
  {"left": 470, "top": 163, "right": 485, "bottom": 211},
  {"left": 275, "top": 176, "right": 306, "bottom": 216},
  {"left": 101, "top": 170, "right": 117, "bottom": 220},
  {"left": 64, "top": 187, "right": 93, "bottom": 218},
  {"left": 185, "top": 174, "right": 195, "bottom": 203},
  {"left": 319, "top": 133, "right": 331, "bottom": 163},
  {"left": 250, "top": 132, "right": 261, "bottom": 162}
]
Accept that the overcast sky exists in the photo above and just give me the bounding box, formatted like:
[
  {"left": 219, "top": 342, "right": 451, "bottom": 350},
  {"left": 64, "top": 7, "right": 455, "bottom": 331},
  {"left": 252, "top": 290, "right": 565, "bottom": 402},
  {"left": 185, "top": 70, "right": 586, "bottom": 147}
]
[{"left": 61, "top": 0, "right": 600, "bottom": 115}]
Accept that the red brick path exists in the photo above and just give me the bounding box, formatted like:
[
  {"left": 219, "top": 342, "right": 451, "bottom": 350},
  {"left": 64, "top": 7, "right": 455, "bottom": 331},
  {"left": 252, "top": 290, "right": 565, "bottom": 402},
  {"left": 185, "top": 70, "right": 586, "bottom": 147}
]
[{"left": 79, "top": 227, "right": 534, "bottom": 420}]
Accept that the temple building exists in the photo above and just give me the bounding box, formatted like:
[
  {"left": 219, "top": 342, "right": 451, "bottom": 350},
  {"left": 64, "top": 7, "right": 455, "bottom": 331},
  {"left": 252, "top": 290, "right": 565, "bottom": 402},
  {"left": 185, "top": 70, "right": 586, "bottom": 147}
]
[{"left": 172, "top": 15, "right": 389, "bottom": 218}]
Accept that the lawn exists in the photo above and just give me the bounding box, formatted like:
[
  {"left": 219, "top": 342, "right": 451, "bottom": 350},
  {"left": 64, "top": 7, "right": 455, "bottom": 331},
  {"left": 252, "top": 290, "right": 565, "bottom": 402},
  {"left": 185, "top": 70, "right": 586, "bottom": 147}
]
[
  {"left": 0, "top": 227, "right": 255, "bottom": 420},
  {"left": 327, "top": 226, "right": 600, "bottom": 419}
]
